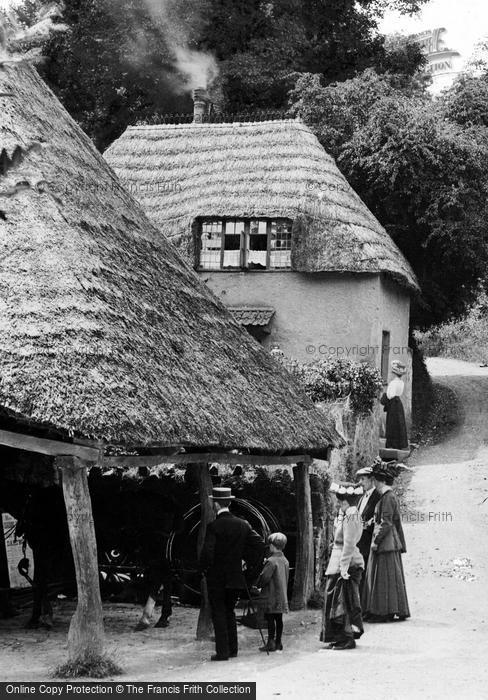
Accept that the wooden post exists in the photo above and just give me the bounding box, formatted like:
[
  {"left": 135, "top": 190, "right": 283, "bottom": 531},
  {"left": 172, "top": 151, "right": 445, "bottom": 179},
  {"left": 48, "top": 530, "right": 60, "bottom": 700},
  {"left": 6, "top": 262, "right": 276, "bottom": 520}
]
[
  {"left": 310, "top": 473, "right": 327, "bottom": 592},
  {"left": 57, "top": 457, "right": 104, "bottom": 661},
  {"left": 291, "top": 461, "right": 314, "bottom": 610},
  {"left": 186, "top": 463, "right": 215, "bottom": 640}
]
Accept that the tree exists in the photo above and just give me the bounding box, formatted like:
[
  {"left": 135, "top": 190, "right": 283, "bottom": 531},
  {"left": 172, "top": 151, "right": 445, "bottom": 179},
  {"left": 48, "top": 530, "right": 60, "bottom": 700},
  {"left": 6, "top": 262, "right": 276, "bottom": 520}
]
[
  {"left": 12, "top": 0, "right": 428, "bottom": 146},
  {"left": 290, "top": 70, "right": 488, "bottom": 326},
  {"left": 440, "top": 73, "right": 488, "bottom": 129},
  {"left": 27, "top": 0, "right": 196, "bottom": 150},
  {"left": 203, "top": 0, "right": 427, "bottom": 110}
]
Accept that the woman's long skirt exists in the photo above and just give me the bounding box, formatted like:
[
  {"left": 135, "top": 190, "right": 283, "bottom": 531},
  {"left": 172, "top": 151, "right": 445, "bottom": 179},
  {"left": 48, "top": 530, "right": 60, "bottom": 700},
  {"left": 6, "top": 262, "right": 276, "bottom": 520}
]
[
  {"left": 320, "top": 566, "right": 364, "bottom": 643},
  {"left": 382, "top": 395, "right": 409, "bottom": 449},
  {"left": 362, "top": 550, "right": 410, "bottom": 617}
]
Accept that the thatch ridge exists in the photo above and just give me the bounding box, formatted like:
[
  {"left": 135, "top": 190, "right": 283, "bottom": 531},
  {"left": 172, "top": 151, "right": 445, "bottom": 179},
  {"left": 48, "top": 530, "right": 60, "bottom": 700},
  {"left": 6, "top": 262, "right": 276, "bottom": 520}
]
[
  {"left": 105, "top": 119, "right": 418, "bottom": 292},
  {"left": 0, "top": 61, "right": 341, "bottom": 455}
]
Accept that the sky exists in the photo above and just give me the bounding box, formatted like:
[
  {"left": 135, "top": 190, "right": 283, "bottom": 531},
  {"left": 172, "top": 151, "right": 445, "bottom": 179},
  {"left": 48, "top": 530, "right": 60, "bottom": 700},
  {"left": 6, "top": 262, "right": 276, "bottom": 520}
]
[{"left": 380, "top": 0, "right": 488, "bottom": 64}]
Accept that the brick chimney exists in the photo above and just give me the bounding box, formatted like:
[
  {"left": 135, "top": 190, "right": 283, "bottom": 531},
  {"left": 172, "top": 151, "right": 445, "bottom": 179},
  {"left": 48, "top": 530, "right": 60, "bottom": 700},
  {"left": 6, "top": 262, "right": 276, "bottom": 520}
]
[{"left": 192, "top": 87, "right": 210, "bottom": 123}]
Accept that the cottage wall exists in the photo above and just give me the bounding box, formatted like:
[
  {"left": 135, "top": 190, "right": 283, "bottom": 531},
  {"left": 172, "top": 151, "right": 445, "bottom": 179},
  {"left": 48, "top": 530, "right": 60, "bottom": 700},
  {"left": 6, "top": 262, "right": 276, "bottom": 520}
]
[
  {"left": 202, "top": 268, "right": 412, "bottom": 427},
  {"left": 378, "top": 276, "right": 412, "bottom": 424},
  {"left": 201, "top": 271, "right": 381, "bottom": 364}
]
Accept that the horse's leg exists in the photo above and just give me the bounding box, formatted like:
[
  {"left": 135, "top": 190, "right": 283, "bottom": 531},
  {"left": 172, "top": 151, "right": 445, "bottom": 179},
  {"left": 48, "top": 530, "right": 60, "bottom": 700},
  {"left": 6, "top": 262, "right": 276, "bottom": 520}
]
[
  {"left": 134, "top": 560, "right": 160, "bottom": 631},
  {"left": 154, "top": 560, "right": 172, "bottom": 628},
  {"left": 40, "top": 574, "right": 53, "bottom": 629},
  {"left": 26, "top": 547, "right": 42, "bottom": 628},
  {"left": 26, "top": 548, "right": 52, "bottom": 629}
]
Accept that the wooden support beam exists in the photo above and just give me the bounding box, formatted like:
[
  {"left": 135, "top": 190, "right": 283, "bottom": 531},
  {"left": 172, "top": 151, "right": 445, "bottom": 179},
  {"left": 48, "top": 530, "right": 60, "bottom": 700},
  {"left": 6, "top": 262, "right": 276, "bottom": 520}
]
[
  {"left": 103, "top": 453, "right": 181, "bottom": 468},
  {"left": 186, "top": 463, "right": 215, "bottom": 641},
  {"left": 103, "top": 453, "right": 312, "bottom": 468},
  {"left": 0, "top": 429, "right": 99, "bottom": 461},
  {"left": 290, "top": 462, "right": 314, "bottom": 611},
  {"left": 57, "top": 456, "right": 104, "bottom": 661},
  {"left": 0, "top": 428, "right": 313, "bottom": 470}
]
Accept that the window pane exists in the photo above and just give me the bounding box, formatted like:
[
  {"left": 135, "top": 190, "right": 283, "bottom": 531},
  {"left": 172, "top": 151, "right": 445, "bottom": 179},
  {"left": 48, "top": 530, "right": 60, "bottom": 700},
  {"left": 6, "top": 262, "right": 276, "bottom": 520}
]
[
  {"left": 248, "top": 219, "right": 267, "bottom": 268},
  {"left": 223, "top": 220, "right": 244, "bottom": 267},
  {"left": 270, "top": 220, "right": 292, "bottom": 268},
  {"left": 200, "top": 220, "right": 223, "bottom": 269}
]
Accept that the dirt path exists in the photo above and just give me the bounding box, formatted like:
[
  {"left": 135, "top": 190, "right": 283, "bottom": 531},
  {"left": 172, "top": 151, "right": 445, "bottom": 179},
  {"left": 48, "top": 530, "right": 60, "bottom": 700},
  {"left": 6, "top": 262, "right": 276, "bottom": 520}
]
[{"left": 1, "top": 357, "right": 488, "bottom": 698}]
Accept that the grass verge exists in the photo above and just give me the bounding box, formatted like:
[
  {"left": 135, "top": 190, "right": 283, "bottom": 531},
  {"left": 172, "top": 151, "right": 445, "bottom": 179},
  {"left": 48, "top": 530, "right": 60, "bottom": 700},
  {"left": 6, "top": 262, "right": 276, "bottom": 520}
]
[{"left": 54, "top": 653, "right": 123, "bottom": 679}]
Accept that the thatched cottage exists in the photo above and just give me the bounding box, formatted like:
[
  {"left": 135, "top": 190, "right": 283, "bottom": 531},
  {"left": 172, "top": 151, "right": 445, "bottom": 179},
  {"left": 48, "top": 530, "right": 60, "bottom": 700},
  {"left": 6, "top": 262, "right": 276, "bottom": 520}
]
[
  {"left": 0, "top": 61, "right": 341, "bottom": 664},
  {"left": 105, "top": 113, "right": 420, "bottom": 414}
]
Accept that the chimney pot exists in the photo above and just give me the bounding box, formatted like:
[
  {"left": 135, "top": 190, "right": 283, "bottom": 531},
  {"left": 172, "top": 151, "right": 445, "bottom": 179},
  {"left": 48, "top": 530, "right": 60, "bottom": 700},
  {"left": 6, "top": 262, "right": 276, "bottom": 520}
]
[{"left": 192, "top": 87, "right": 209, "bottom": 123}]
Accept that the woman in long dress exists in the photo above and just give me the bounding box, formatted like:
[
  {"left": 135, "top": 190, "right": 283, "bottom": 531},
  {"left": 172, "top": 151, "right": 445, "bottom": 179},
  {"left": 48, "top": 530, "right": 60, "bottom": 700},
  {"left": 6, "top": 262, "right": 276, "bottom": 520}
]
[
  {"left": 362, "top": 460, "right": 410, "bottom": 622},
  {"left": 380, "top": 360, "right": 408, "bottom": 449},
  {"left": 320, "top": 482, "right": 365, "bottom": 650}
]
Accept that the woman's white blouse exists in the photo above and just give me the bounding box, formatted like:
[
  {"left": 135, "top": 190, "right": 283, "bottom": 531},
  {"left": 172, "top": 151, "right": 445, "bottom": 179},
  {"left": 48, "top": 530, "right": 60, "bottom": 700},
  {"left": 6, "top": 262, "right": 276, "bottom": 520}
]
[
  {"left": 386, "top": 377, "right": 404, "bottom": 399},
  {"left": 325, "top": 506, "right": 364, "bottom": 575}
]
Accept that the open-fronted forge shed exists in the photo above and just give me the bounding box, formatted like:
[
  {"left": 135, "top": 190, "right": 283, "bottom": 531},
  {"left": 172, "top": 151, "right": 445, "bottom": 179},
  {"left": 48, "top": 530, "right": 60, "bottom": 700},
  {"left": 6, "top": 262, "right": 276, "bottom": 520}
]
[
  {"left": 0, "top": 60, "right": 343, "bottom": 667},
  {"left": 105, "top": 115, "right": 420, "bottom": 420}
]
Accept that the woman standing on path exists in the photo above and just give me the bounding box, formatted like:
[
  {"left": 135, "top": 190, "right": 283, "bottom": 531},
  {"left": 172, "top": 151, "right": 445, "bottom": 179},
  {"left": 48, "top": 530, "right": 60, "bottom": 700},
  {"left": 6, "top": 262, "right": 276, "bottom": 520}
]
[
  {"left": 320, "top": 482, "right": 364, "bottom": 650},
  {"left": 380, "top": 361, "right": 409, "bottom": 450},
  {"left": 362, "top": 460, "right": 410, "bottom": 622}
]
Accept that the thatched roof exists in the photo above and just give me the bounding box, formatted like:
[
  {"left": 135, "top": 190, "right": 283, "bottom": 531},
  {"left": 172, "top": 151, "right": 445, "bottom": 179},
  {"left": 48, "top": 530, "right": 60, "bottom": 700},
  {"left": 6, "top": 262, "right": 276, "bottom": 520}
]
[
  {"left": 0, "top": 61, "right": 341, "bottom": 455},
  {"left": 105, "top": 119, "right": 418, "bottom": 292}
]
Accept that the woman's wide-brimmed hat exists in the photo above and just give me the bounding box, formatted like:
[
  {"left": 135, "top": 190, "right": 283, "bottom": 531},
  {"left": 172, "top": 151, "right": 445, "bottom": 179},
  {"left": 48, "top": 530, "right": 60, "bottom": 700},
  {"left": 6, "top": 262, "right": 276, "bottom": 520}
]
[
  {"left": 330, "top": 481, "right": 363, "bottom": 496},
  {"left": 210, "top": 486, "right": 235, "bottom": 500},
  {"left": 391, "top": 360, "right": 406, "bottom": 377},
  {"left": 371, "top": 457, "right": 412, "bottom": 483},
  {"left": 356, "top": 466, "right": 373, "bottom": 477},
  {"left": 371, "top": 458, "right": 393, "bottom": 482}
]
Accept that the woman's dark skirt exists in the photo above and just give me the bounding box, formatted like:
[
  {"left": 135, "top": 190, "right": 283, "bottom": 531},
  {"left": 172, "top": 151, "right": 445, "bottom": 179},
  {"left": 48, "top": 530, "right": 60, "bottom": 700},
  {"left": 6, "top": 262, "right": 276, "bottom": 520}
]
[
  {"left": 362, "top": 550, "right": 410, "bottom": 618},
  {"left": 320, "top": 566, "right": 364, "bottom": 643},
  {"left": 381, "top": 395, "right": 408, "bottom": 449}
]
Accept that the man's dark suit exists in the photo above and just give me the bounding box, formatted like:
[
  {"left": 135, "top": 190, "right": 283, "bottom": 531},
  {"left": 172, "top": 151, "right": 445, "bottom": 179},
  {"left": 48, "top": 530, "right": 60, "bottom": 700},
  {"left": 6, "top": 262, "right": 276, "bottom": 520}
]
[
  {"left": 358, "top": 489, "right": 382, "bottom": 572},
  {"left": 200, "top": 511, "right": 265, "bottom": 659}
]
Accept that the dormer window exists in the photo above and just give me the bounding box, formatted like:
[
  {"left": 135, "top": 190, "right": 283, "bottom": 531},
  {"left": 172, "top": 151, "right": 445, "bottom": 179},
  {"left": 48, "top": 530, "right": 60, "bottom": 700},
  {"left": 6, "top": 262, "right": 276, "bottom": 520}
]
[{"left": 198, "top": 218, "right": 292, "bottom": 270}]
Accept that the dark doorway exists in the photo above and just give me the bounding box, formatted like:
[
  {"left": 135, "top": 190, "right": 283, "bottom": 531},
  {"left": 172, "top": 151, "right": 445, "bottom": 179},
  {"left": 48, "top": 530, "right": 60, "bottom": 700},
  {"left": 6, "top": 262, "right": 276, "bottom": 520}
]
[{"left": 381, "top": 331, "right": 390, "bottom": 384}]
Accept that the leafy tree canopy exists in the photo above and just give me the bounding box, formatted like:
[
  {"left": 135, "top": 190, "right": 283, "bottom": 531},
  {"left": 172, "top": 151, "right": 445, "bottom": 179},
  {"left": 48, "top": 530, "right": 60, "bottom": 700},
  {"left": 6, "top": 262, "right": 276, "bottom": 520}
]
[
  {"left": 289, "top": 70, "right": 488, "bottom": 327},
  {"left": 440, "top": 73, "right": 488, "bottom": 129},
  {"left": 10, "top": 0, "right": 427, "bottom": 149}
]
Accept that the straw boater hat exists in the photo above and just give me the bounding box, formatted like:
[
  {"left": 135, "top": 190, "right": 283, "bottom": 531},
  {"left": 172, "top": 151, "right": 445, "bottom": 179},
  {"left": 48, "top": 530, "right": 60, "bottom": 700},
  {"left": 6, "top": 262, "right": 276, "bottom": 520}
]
[
  {"left": 391, "top": 360, "right": 406, "bottom": 377},
  {"left": 210, "top": 487, "right": 235, "bottom": 500}
]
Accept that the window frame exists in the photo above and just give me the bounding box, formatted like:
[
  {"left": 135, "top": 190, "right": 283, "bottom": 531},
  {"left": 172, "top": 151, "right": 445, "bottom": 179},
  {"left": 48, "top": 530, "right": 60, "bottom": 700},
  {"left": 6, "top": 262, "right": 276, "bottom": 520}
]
[{"left": 197, "top": 217, "right": 292, "bottom": 271}]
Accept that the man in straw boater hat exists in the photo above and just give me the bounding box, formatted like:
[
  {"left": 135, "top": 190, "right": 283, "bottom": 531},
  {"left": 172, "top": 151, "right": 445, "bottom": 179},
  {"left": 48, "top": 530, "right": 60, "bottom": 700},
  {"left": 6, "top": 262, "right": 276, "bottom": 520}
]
[
  {"left": 380, "top": 360, "right": 409, "bottom": 450},
  {"left": 199, "top": 487, "right": 265, "bottom": 661}
]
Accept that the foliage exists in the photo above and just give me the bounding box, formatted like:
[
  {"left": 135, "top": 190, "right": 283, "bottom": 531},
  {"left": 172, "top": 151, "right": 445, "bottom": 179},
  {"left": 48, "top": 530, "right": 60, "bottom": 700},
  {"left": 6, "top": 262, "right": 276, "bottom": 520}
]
[
  {"left": 12, "top": 0, "right": 427, "bottom": 148},
  {"left": 415, "top": 288, "right": 488, "bottom": 364},
  {"left": 24, "top": 0, "right": 195, "bottom": 150},
  {"left": 206, "top": 0, "right": 426, "bottom": 111},
  {"left": 54, "top": 653, "right": 123, "bottom": 679},
  {"left": 290, "top": 69, "right": 488, "bottom": 326},
  {"left": 409, "top": 329, "right": 433, "bottom": 442},
  {"left": 280, "top": 357, "right": 383, "bottom": 415},
  {"left": 440, "top": 74, "right": 488, "bottom": 129}
]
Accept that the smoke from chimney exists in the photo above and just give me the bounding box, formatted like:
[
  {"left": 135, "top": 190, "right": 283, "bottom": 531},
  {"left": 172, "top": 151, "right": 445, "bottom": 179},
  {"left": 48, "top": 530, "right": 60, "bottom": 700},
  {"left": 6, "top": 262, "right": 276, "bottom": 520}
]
[{"left": 141, "top": 0, "right": 219, "bottom": 93}]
